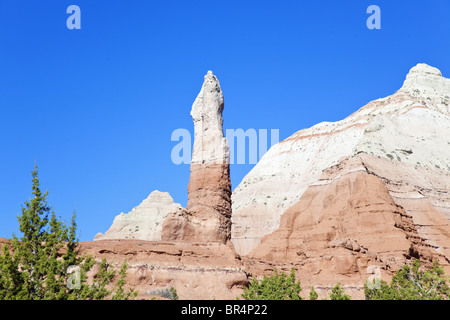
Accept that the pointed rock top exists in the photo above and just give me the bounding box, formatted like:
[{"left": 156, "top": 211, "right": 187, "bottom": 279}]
[
  {"left": 406, "top": 63, "right": 442, "bottom": 77},
  {"left": 192, "top": 70, "right": 224, "bottom": 118},
  {"left": 191, "top": 70, "right": 229, "bottom": 164},
  {"left": 400, "top": 63, "right": 449, "bottom": 97},
  {"left": 202, "top": 70, "right": 221, "bottom": 91},
  {"left": 145, "top": 190, "right": 176, "bottom": 204}
]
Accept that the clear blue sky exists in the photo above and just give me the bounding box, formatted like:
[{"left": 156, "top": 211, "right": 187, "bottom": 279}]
[{"left": 0, "top": 0, "right": 449, "bottom": 241}]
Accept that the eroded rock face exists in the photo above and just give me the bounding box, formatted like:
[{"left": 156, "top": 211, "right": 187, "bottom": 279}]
[
  {"left": 231, "top": 63, "right": 450, "bottom": 255},
  {"left": 94, "top": 191, "right": 183, "bottom": 241},
  {"left": 162, "top": 71, "right": 232, "bottom": 243},
  {"left": 79, "top": 239, "right": 246, "bottom": 300},
  {"left": 246, "top": 155, "right": 450, "bottom": 299}
]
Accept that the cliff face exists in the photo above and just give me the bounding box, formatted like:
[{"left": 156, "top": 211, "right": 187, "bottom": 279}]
[
  {"left": 231, "top": 63, "right": 450, "bottom": 256},
  {"left": 162, "top": 71, "right": 232, "bottom": 243},
  {"left": 79, "top": 239, "right": 246, "bottom": 300},
  {"left": 246, "top": 155, "right": 450, "bottom": 298}
]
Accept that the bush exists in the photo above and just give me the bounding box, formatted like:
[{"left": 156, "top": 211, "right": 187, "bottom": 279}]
[
  {"left": 309, "top": 286, "right": 318, "bottom": 300},
  {"left": 240, "top": 268, "right": 302, "bottom": 300},
  {"left": 147, "top": 287, "right": 178, "bottom": 300},
  {"left": 364, "top": 259, "right": 450, "bottom": 300},
  {"left": 329, "top": 282, "right": 351, "bottom": 300}
]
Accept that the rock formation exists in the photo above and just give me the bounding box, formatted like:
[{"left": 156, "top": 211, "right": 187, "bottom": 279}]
[
  {"left": 231, "top": 63, "right": 450, "bottom": 256},
  {"left": 85, "top": 64, "right": 450, "bottom": 299},
  {"left": 94, "top": 190, "right": 183, "bottom": 241},
  {"left": 162, "top": 71, "right": 232, "bottom": 243},
  {"left": 245, "top": 155, "right": 450, "bottom": 298},
  {"left": 79, "top": 239, "right": 247, "bottom": 300}
]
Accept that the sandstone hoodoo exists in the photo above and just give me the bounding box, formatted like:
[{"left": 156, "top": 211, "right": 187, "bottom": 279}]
[{"left": 162, "top": 71, "right": 232, "bottom": 243}]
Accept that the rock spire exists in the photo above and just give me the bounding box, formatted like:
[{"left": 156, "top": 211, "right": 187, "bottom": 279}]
[{"left": 162, "top": 71, "right": 232, "bottom": 243}]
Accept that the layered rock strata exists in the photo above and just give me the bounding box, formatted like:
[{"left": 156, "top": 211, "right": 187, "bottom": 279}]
[
  {"left": 79, "top": 240, "right": 247, "bottom": 300},
  {"left": 245, "top": 155, "right": 450, "bottom": 299},
  {"left": 162, "top": 71, "right": 232, "bottom": 243},
  {"left": 94, "top": 191, "right": 183, "bottom": 241},
  {"left": 231, "top": 63, "right": 450, "bottom": 255}
]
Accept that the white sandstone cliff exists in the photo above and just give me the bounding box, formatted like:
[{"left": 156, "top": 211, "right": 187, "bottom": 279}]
[{"left": 231, "top": 63, "right": 450, "bottom": 255}]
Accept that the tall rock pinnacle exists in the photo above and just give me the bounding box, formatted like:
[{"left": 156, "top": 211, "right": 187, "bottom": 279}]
[
  {"left": 191, "top": 70, "right": 230, "bottom": 165},
  {"left": 162, "top": 71, "right": 232, "bottom": 243}
]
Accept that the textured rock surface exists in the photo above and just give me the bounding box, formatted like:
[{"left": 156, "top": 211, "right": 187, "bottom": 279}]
[
  {"left": 162, "top": 71, "right": 232, "bottom": 243},
  {"left": 79, "top": 239, "right": 247, "bottom": 300},
  {"left": 231, "top": 63, "right": 450, "bottom": 255},
  {"left": 94, "top": 191, "right": 183, "bottom": 241},
  {"left": 245, "top": 155, "right": 450, "bottom": 299}
]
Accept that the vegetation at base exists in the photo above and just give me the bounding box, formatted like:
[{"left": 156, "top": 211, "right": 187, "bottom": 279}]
[
  {"left": 0, "top": 165, "right": 138, "bottom": 300},
  {"left": 329, "top": 282, "right": 351, "bottom": 300},
  {"left": 147, "top": 287, "right": 179, "bottom": 300},
  {"left": 309, "top": 286, "right": 318, "bottom": 300},
  {"left": 240, "top": 268, "right": 352, "bottom": 300},
  {"left": 240, "top": 268, "right": 303, "bottom": 300},
  {"left": 364, "top": 259, "right": 450, "bottom": 300}
]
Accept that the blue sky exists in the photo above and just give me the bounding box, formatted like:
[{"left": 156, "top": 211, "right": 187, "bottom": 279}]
[{"left": 0, "top": 0, "right": 449, "bottom": 241}]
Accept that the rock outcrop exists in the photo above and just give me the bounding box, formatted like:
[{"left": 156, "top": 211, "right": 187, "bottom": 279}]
[
  {"left": 162, "top": 71, "right": 232, "bottom": 243},
  {"left": 245, "top": 155, "right": 450, "bottom": 299},
  {"left": 79, "top": 239, "right": 246, "bottom": 300},
  {"left": 94, "top": 191, "right": 183, "bottom": 241},
  {"left": 231, "top": 63, "right": 450, "bottom": 256}
]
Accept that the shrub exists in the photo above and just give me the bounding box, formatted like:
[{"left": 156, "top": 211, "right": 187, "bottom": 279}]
[
  {"left": 240, "top": 268, "right": 302, "bottom": 300},
  {"left": 147, "top": 287, "right": 178, "bottom": 300},
  {"left": 309, "top": 286, "right": 318, "bottom": 300},
  {"left": 364, "top": 259, "right": 450, "bottom": 300},
  {"left": 329, "top": 282, "right": 351, "bottom": 300}
]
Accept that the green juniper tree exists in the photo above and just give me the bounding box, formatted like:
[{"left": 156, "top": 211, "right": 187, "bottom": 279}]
[
  {"left": 240, "top": 268, "right": 302, "bottom": 300},
  {"left": 0, "top": 165, "right": 137, "bottom": 300},
  {"left": 364, "top": 259, "right": 450, "bottom": 300},
  {"left": 309, "top": 286, "right": 318, "bottom": 300},
  {"left": 329, "top": 282, "right": 351, "bottom": 300}
]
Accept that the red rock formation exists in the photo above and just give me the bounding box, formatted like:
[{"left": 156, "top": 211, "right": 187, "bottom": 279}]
[
  {"left": 79, "top": 239, "right": 246, "bottom": 300},
  {"left": 246, "top": 156, "right": 450, "bottom": 299},
  {"left": 231, "top": 64, "right": 450, "bottom": 256}
]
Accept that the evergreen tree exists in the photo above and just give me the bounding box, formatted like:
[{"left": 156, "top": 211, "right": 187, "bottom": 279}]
[
  {"left": 240, "top": 268, "right": 302, "bottom": 300},
  {"left": 0, "top": 165, "right": 137, "bottom": 300},
  {"left": 309, "top": 286, "right": 318, "bottom": 300},
  {"left": 329, "top": 282, "right": 351, "bottom": 300},
  {"left": 364, "top": 259, "right": 450, "bottom": 300}
]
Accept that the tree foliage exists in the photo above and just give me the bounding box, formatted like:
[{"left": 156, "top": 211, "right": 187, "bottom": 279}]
[
  {"left": 240, "top": 268, "right": 302, "bottom": 300},
  {"left": 0, "top": 166, "right": 137, "bottom": 300},
  {"left": 364, "top": 259, "right": 450, "bottom": 300},
  {"left": 329, "top": 282, "right": 351, "bottom": 300},
  {"left": 309, "top": 286, "right": 318, "bottom": 300}
]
